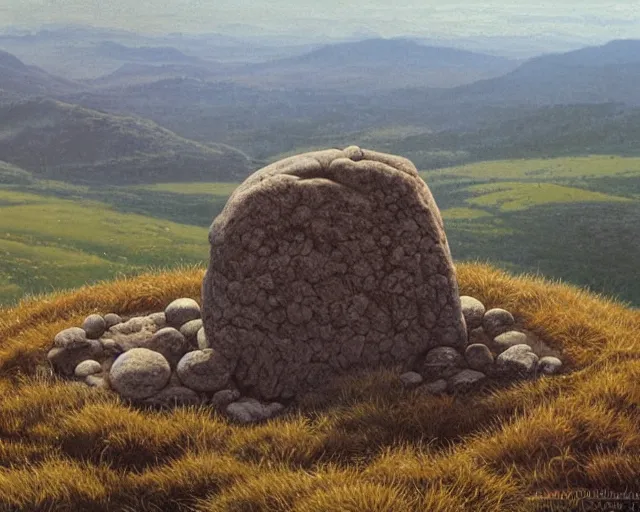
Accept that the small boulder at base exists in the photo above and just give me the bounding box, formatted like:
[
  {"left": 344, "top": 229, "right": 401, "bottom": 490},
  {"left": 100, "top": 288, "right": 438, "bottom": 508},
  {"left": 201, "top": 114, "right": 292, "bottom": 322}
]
[
  {"left": 493, "top": 331, "right": 529, "bottom": 354},
  {"left": 421, "top": 347, "right": 466, "bottom": 380},
  {"left": 226, "top": 398, "right": 285, "bottom": 424},
  {"left": 460, "top": 296, "right": 486, "bottom": 330},
  {"left": 103, "top": 313, "right": 123, "bottom": 329},
  {"left": 109, "top": 348, "right": 171, "bottom": 400},
  {"left": 211, "top": 389, "right": 241, "bottom": 408},
  {"left": 82, "top": 314, "right": 106, "bottom": 339},
  {"left": 48, "top": 340, "right": 103, "bottom": 376},
  {"left": 465, "top": 344, "right": 494, "bottom": 371},
  {"left": 74, "top": 360, "right": 102, "bottom": 378},
  {"left": 54, "top": 327, "right": 89, "bottom": 350},
  {"left": 496, "top": 344, "right": 539, "bottom": 378},
  {"left": 85, "top": 375, "right": 110, "bottom": 389},
  {"left": 447, "top": 369, "right": 487, "bottom": 393},
  {"left": 538, "top": 356, "right": 563, "bottom": 375},
  {"left": 176, "top": 349, "right": 231, "bottom": 393},
  {"left": 421, "top": 379, "right": 448, "bottom": 395},
  {"left": 482, "top": 308, "right": 515, "bottom": 338},
  {"left": 165, "top": 298, "right": 201, "bottom": 328},
  {"left": 143, "top": 327, "right": 191, "bottom": 368},
  {"left": 400, "top": 371, "right": 423, "bottom": 389},
  {"left": 180, "top": 319, "right": 203, "bottom": 347}
]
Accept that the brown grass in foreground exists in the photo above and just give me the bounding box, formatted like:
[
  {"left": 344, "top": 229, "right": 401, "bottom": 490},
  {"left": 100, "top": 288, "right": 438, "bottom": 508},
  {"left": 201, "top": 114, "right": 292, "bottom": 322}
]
[{"left": 0, "top": 262, "right": 638, "bottom": 511}]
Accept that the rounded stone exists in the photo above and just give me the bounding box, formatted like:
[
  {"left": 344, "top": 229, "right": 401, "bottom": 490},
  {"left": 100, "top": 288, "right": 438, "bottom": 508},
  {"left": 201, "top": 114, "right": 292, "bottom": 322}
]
[
  {"left": 165, "top": 298, "right": 201, "bottom": 328},
  {"left": 400, "top": 371, "right": 423, "bottom": 389},
  {"left": 48, "top": 340, "right": 104, "bottom": 376},
  {"left": 176, "top": 349, "right": 231, "bottom": 393},
  {"left": 180, "top": 319, "right": 203, "bottom": 347},
  {"left": 447, "top": 369, "right": 487, "bottom": 393},
  {"left": 495, "top": 344, "right": 539, "bottom": 378},
  {"left": 85, "top": 375, "right": 110, "bottom": 389},
  {"left": 196, "top": 327, "right": 209, "bottom": 350},
  {"left": 103, "top": 313, "right": 123, "bottom": 329},
  {"left": 54, "top": 327, "right": 89, "bottom": 349},
  {"left": 109, "top": 348, "right": 171, "bottom": 400},
  {"left": 82, "top": 314, "right": 106, "bottom": 339},
  {"left": 482, "top": 308, "right": 516, "bottom": 338},
  {"left": 421, "top": 346, "right": 466, "bottom": 380},
  {"left": 210, "top": 388, "right": 241, "bottom": 408},
  {"left": 74, "top": 359, "right": 102, "bottom": 378},
  {"left": 147, "top": 312, "right": 167, "bottom": 328},
  {"left": 538, "top": 356, "right": 563, "bottom": 375},
  {"left": 493, "top": 331, "right": 529, "bottom": 354},
  {"left": 460, "top": 296, "right": 486, "bottom": 330},
  {"left": 143, "top": 327, "right": 191, "bottom": 368},
  {"left": 226, "top": 398, "right": 284, "bottom": 424},
  {"left": 201, "top": 146, "right": 467, "bottom": 401},
  {"left": 465, "top": 343, "right": 494, "bottom": 371}
]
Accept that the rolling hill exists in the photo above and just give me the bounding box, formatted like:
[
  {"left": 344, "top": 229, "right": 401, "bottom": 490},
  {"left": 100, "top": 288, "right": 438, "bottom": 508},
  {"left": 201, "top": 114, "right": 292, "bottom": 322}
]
[{"left": 0, "top": 98, "right": 253, "bottom": 184}]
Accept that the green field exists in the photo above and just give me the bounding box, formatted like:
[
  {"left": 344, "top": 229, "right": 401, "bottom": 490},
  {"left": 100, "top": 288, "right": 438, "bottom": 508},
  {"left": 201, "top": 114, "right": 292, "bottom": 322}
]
[{"left": 1, "top": 155, "right": 639, "bottom": 307}]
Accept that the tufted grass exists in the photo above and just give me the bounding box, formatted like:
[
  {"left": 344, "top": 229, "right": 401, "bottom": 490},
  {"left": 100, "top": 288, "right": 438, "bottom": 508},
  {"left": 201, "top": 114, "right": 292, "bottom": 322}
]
[{"left": 0, "top": 262, "right": 638, "bottom": 511}]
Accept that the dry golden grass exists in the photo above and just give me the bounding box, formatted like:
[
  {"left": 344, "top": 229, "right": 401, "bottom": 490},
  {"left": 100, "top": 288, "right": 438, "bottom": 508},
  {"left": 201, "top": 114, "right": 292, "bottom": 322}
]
[{"left": 0, "top": 262, "right": 638, "bottom": 511}]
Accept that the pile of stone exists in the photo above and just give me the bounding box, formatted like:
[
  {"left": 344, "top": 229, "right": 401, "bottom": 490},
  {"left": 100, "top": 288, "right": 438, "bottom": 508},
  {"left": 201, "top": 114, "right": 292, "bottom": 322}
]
[
  {"left": 48, "top": 298, "right": 284, "bottom": 424},
  {"left": 399, "top": 295, "right": 563, "bottom": 394},
  {"left": 46, "top": 147, "right": 565, "bottom": 423}
]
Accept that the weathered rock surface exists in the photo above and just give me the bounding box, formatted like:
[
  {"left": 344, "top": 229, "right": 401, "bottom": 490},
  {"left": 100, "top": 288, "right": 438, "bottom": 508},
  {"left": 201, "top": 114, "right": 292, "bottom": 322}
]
[
  {"left": 482, "top": 308, "right": 515, "bottom": 338},
  {"left": 421, "top": 346, "right": 466, "bottom": 380},
  {"left": 101, "top": 315, "right": 163, "bottom": 350},
  {"left": 447, "top": 369, "right": 487, "bottom": 393},
  {"left": 143, "top": 327, "right": 191, "bottom": 368},
  {"left": 196, "top": 327, "right": 209, "bottom": 350},
  {"left": 460, "top": 296, "right": 485, "bottom": 330},
  {"left": 180, "top": 319, "right": 203, "bottom": 347},
  {"left": 82, "top": 314, "right": 106, "bottom": 339},
  {"left": 176, "top": 349, "right": 231, "bottom": 393},
  {"left": 538, "top": 356, "right": 563, "bottom": 375},
  {"left": 226, "top": 398, "right": 284, "bottom": 424},
  {"left": 465, "top": 343, "right": 494, "bottom": 371},
  {"left": 400, "top": 371, "right": 423, "bottom": 389},
  {"left": 104, "top": 313, "right": 123, "bottom": 329},
  {"left": 210, "top": 389, "right": 241, "bottom": 408},
  {"left": 54, "top": 327, "right": 89, "bottom": 350},
  {"left": 202, "top": 146, "right": 467, "bottom": 400},
  {"left": 493, "top": 331, "right": 529, "bottom": 354},
  {"left": 165, "top": 298, "right": 201, "bottom": 328},
  {"left": 422, "top": 379, "right": 448, "bottom": 395},
  {"left": 495, "top": 344, "right": 539, "bottom": 378},
  {"left": 48, "top": 340, "right": 103, "bottom": 376},
  {"left": 74, "top": 360, "right": 102, "bottom": 378},
  {"left": 109, "top": 348, "right": 171, "bottom": 400}
]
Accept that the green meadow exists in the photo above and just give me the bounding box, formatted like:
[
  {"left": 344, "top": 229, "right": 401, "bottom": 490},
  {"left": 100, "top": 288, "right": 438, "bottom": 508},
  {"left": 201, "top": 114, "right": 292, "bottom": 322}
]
[{"left": 1, "top": 155, "right": 639, "bottom": 307}]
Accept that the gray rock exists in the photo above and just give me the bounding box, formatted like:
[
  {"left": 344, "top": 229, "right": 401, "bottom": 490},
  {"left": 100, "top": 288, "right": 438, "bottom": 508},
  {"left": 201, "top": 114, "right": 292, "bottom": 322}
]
[
  {"left": 82, "top": 314, "right": 106, "bottom": 339},
  {"left": 225, "top": 398, "right": 284, "bottom": 424},
  {"left": 447, "top": 369, "right": 487, "bottom": 393},
  {"left": 196, "top": 327, "right": 209, "bottom": 350},
  {"left": 493, "top": 331, "right": 529, "bottom": 354},
  {"left": 54, "top": 327, "right": 89, "bottom": 349},
  {"left": 100, "top": 338, "right": 123, "bottom": 356},
  {"left": 421, "top": 347, "right": 466, "bottom": 380},
  {"left": 102, "top": 316, "right": 161, "bottom": 351},
  {"left": 48, "top": 340, "right": 103, "bottom": 376},
  {"left": 165, "top": 298, "right": 201, "bottom": 328},
  {"left": 460, "top": 296, "right": 486, "bottom": 330},
  {"left": 143, "top": 327, "right": 191, "bottom": 368},
  {"left": 176, "top": 349, "right": 231, "bottom": 393},
  {"left": 496, "top": 344, "right": 539, "bottom": 378},
  {"left": 103, "top": 313, "right": 123, "bottom": 329},
  {"left": 400, "top": 371, "right": 423, "bottom": 389},
  {"left": 538, "top": 356, "right": 563, "bottom": 375},
  {"left": 482, "top": 308, "right": 515, "bottom": 338},
  {"left": 210, "top": 388, "right": 241, "bottom": 408},
  {"left": 109, "top": 348, "right": 172, "bottom": 400},
  {"left": 180, "top": 319, "right": 203, "bottom": 348},
  {"left": 147, "top": 312, "right": 167, "bottom": 328},
  {"left": 74, "top": 360, "right": 102, "bottom": 378},
  {"left": 85, "top": 375, "right": 110, "bottom": 389},
  {"left": 468, "top": 327, "right": 492, "bottom": 348},
  {"left": 141, "top": 386, "right": 201, "bottom": 408},
  {"left": 421, "top": 379, "right": 448, "bottom": 395},
  {"left": 465, "top": 344, "right": 494, "bottom": 371}
]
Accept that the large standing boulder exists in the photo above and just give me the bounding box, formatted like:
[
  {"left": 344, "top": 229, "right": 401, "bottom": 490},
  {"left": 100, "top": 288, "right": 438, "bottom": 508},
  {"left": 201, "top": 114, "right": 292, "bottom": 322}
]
[{"left": 202, "top": 146, "right": 467, "bottom": 400}]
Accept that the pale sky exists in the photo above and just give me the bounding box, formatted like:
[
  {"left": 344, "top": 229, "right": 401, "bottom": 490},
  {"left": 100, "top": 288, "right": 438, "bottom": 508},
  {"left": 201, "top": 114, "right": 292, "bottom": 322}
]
[{"left": 1, "top": 0, "right": 639, "bottom": 40}]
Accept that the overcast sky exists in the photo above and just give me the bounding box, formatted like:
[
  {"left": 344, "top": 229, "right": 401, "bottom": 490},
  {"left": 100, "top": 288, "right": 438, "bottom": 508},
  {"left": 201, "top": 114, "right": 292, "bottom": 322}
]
[{"left": 1, "top": 1, "right": 639, "bottom": 40}]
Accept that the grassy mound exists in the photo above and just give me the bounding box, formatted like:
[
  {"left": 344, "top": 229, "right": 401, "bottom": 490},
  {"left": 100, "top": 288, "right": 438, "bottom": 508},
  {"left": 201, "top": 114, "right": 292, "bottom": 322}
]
[{"left": 0, "top": 263, "right": 638, "bottom": 511}]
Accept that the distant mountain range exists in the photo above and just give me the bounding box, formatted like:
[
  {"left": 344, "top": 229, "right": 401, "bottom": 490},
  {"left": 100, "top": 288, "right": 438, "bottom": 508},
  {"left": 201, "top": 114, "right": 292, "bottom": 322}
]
[{"left": 0, "top": 98, "right": 252, "bottom": 183}]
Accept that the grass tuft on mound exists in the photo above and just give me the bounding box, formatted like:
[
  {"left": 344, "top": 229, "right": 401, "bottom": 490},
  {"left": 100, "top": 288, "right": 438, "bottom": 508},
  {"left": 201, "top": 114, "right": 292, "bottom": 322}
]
[{"left": 0, "top": 262, "right": 638, "bottom": 511}]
